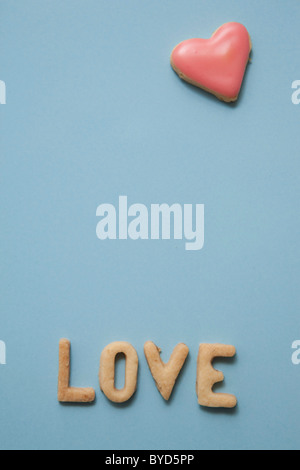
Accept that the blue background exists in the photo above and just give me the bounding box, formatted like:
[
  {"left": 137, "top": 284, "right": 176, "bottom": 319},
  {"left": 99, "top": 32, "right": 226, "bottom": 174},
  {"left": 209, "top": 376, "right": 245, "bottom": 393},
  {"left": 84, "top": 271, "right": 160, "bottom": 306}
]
[{"left": 1, "top": 0, "right": 300, "bottom": 450}]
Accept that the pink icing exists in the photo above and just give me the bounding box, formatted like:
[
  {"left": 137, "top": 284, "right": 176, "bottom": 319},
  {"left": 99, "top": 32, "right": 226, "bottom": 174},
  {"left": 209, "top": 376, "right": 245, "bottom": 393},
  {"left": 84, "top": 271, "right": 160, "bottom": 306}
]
[{"left": 171, "top": 22, "right": 251, "bottom": 99}]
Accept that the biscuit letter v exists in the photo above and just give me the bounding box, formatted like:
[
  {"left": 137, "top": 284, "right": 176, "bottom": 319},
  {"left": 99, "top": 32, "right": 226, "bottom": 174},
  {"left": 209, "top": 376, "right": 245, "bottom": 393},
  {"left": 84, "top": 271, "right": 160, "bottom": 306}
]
[{"left": 144, "top": 341, "right": 189, "bottom": 401}]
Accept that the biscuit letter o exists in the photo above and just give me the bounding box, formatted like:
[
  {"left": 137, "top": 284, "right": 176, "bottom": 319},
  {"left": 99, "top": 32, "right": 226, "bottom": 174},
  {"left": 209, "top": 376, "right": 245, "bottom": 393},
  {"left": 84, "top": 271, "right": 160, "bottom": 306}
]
[
  {"left": 58, "top": 339, "right": 95, "bottom": 403},
  {"left": 196, "top": 343, "right": 237, "bottom": 408},
  {"left": 99, "top": 342, "right": 138, "bottom": 403}
]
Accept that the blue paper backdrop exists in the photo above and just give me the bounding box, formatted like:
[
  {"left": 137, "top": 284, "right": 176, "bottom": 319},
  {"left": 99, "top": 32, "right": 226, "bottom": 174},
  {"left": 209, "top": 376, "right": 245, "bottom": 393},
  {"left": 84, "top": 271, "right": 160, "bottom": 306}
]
[{"left": 1, "top": 0, "right": 300, "bottom": 450}]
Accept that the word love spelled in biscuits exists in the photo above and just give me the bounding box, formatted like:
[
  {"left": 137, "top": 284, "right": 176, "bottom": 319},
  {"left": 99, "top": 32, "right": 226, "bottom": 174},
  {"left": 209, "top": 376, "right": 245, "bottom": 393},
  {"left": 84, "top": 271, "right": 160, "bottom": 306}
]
[{"left": 58, "top": 339, "right": 237, "bottom": 409}]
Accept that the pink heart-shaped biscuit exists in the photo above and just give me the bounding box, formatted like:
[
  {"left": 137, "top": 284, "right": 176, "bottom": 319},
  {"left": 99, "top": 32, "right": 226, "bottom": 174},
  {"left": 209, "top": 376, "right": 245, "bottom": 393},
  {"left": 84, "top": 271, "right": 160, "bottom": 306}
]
[{"left": 171, "top": 22, "right": 252, "bottom": 102}]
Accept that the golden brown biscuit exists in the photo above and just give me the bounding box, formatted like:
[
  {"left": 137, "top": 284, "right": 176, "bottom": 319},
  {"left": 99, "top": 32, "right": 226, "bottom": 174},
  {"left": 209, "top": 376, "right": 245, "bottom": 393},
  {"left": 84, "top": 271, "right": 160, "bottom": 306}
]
[
  {"left": 144, "top": 341, "right": 189, "bottom": 401},
  {"left": 58, "top": 339, "right": 95, "bottom": 403},
  {"left": 99, "top": 342, "right": 138, "bottom": 403},
  {"left": 196, "top": 343, "right": 237, "bottom": 408}
]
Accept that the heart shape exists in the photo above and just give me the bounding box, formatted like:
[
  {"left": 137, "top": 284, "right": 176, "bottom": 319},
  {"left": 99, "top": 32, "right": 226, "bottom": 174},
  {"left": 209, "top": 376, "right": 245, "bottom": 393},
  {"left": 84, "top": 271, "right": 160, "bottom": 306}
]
[{"left": 171, "top": 22, "right": 252, "bottom": 102}]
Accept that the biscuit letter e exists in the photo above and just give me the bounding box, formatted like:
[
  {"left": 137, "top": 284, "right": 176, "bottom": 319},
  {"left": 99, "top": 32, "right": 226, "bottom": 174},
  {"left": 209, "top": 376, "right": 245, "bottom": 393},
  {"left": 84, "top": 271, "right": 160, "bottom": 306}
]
[{"left": 196, "top": 344, "right": 237, "bottom": 408}]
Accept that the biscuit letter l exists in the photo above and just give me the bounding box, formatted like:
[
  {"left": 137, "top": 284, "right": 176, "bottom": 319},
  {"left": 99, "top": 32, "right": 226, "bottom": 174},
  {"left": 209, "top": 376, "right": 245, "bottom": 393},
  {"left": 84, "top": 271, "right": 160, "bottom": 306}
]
[
  {"left": 58, "top": 339, "right": 95, "bottom": 403},
  {"left": 197, "top": 344, "right": 237, "bottom": 408}
]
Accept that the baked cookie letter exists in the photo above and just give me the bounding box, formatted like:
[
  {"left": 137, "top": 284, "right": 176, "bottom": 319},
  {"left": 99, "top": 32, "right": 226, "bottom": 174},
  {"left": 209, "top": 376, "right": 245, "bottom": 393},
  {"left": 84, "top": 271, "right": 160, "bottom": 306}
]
[
  {"left": 99, "top": 342, "right": 138, "bottom": 403},
  {"left": 144, "top": 341, "right": 189, "bottom": 401},
  {"left": 196, "top": 343, "right": 237, "bottom": 408},
  {"left": 58, "top": 339, "right": 95, "bottom": 403}
]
